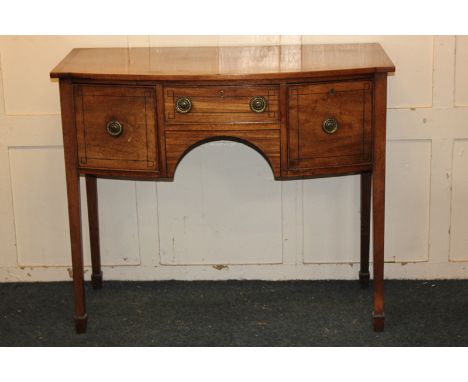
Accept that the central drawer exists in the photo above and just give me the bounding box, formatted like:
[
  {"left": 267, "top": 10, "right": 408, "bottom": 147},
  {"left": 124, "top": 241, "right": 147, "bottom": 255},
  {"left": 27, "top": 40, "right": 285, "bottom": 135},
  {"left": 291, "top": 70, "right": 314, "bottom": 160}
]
[{"left": 163, "top": 85, "right": 279, "bottom": 126}]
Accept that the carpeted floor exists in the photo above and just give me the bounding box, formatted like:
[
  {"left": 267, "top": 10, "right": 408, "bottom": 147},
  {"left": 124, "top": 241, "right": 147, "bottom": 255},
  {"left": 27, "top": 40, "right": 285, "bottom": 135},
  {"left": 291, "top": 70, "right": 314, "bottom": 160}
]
[{"left": 1, "top": 280, "right": 467, "bottom": 346}]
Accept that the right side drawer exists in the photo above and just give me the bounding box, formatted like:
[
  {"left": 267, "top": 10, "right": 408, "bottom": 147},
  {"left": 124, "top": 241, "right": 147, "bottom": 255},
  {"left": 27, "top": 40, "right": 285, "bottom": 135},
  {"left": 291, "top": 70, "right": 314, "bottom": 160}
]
[{"left": 287, "top": 80, "right": 373, "bottom": 170}]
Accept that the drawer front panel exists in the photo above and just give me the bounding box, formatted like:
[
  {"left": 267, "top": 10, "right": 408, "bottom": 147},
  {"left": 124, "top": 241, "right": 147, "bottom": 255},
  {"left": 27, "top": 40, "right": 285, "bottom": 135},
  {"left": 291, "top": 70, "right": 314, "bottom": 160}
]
[
  {"left": 164, "top": 85, "right": 279, "bottom": 125},
  {"left": 74, "top": 85, "right": 158, "bottom": 171},
  {"left": 287, "top": 80, "right": 373, "bottom": 170}
]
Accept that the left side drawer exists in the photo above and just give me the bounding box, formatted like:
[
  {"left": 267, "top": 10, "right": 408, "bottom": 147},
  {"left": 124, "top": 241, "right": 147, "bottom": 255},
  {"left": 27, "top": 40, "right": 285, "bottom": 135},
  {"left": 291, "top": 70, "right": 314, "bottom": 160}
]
[{"left": 73, "top": 85, "right": 158, "bottom": 171}]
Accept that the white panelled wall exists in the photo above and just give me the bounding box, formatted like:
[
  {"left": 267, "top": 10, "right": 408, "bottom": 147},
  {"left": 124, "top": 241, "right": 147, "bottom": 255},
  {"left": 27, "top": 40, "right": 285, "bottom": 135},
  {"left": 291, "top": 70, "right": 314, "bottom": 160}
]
[{"left": 1, "top": 35, "right": 468, "bottom": 282}]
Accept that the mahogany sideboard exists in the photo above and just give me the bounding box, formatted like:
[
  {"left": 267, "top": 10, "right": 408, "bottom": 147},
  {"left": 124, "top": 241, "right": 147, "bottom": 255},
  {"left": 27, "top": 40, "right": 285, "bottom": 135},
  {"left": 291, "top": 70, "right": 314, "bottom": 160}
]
[{"left": 50, "top": 43, "right": 395, "bottom": 333}]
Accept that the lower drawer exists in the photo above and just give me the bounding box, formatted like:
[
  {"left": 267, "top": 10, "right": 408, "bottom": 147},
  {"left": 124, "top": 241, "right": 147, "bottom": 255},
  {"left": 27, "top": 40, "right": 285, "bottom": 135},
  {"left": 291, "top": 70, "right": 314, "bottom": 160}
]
[{"left": 164, "top": 130, "right": 281, "bottom": 179}]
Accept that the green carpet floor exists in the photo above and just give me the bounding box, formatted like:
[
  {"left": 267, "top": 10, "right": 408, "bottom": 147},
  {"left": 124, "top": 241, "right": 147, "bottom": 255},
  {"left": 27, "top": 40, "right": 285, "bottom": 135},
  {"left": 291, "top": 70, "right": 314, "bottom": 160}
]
[{"left": 1, "top": 280, "right": 467, "bottom": 346}]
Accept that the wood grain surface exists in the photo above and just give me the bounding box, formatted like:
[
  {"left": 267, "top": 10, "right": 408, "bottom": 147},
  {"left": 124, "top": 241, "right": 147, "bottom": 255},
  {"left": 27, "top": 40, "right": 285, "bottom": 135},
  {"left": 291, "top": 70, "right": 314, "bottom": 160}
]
[{"left": 51, "top": 43, "right": 395, "bottom": 81}]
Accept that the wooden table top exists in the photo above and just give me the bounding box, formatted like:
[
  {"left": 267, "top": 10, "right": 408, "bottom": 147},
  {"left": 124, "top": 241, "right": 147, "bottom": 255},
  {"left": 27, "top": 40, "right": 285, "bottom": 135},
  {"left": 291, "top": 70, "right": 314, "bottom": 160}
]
[{"left": 50, "top": 43, "right": 395, "bottom": 81}]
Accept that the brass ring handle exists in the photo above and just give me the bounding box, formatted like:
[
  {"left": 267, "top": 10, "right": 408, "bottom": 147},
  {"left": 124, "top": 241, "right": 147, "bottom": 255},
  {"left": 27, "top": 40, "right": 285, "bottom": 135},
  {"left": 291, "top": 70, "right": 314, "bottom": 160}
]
[
  {"left": 106, "top": 120, "right": 123, "bottom": 137},
  {"left": 175, "top": 97, "right": 192, "bottom": 114},
  {"left": 250, "top": 96, "right": 267, "bottom": 113},
  {"left": 322, "top": 117, "right": 339, "bottom": 134}
]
